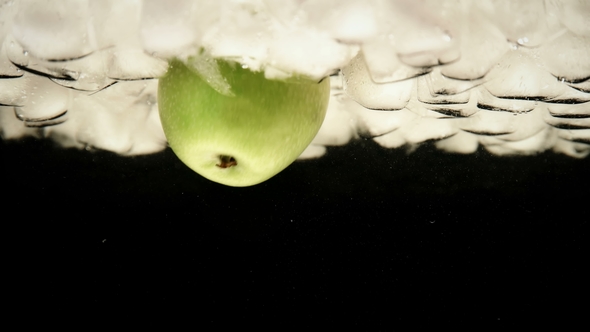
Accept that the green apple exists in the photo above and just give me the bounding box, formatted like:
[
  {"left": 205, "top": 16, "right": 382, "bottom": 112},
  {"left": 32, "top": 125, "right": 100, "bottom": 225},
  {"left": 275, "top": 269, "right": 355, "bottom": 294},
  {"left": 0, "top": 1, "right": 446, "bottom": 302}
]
[{"left": 158, "top": 59, "right": 330, "bottom": 187}]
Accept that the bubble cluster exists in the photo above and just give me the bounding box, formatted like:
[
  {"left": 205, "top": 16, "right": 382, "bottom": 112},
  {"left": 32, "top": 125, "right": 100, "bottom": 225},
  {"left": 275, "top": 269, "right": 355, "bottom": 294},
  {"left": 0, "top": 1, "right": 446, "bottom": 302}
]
[{"left": 1, "top": 0, "right": 589, "bottom": 157}]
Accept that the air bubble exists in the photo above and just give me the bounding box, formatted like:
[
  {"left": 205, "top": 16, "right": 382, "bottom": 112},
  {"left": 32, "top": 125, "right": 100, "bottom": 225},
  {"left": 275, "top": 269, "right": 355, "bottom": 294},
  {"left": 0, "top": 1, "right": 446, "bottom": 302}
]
[
  {"left": 517, "top": 37, "right": 529, "bottom": 45},
  {"left": 442, "top": 32, "right": 452, "bottom": 42}
]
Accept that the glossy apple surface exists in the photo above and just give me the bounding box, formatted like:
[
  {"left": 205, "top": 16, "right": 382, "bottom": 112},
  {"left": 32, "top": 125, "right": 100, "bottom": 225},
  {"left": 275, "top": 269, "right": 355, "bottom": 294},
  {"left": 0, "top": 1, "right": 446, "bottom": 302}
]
[{"left": 158, "top": 59, "right": 330, "bottom": 187}]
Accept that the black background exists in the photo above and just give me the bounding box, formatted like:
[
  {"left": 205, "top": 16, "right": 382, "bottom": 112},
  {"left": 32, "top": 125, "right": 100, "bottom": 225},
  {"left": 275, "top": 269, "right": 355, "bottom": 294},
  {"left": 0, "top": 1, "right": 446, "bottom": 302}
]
[{"left": 2, "top": 137, "right": 587, "bottom": 327}]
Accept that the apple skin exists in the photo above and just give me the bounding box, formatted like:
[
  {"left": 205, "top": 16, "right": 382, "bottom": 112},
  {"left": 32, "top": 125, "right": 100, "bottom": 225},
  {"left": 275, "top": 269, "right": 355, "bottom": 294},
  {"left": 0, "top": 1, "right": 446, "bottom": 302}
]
[{"left": 158, "top": 59, "right": 330, "bottom": 187}]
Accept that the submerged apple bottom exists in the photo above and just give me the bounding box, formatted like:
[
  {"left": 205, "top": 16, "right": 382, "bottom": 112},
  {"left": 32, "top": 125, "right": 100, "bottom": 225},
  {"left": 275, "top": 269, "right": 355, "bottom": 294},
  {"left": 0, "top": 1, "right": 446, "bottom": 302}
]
[{"left": 158, "top": 60, "right": 330, "bottom": 187}]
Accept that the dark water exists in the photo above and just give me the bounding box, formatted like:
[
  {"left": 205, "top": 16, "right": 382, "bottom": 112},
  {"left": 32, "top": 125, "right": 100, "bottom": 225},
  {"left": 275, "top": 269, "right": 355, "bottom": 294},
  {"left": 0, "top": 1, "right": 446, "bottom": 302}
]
[{"left": 3, "top": 137, "right": 587, "bottom": 326}]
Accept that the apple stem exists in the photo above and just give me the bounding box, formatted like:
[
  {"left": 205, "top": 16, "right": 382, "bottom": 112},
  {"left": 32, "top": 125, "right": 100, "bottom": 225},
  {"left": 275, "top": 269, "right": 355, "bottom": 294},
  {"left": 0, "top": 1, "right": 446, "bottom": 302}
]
[{"left": 216, "top": 155, "right": 237, "bottom": 168}]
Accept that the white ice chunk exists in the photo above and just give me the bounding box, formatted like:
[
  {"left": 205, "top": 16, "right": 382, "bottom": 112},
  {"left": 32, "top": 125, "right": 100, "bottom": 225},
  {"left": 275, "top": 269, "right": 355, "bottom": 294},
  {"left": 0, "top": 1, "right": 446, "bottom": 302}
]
[
  {"left": 435, "top": 131, "right": 479, "bottom": 154},
  {"left": 0, "top": 0, "right": 18, "bottom": 53},
  {"left": 50, "top": 80, "right": 166, "bottom": 155},
  {"left": 321, "top": 0, "right": 380, "bottom": 44},
  {"left": 457, "top": 106, "right": 523, "bottom": 136},
  {"left": 89, "top": 0, "right": 142, "bottom": 49},
  {"left": 0, "top": 43, "right": 22, "bottom": 78},
  {"left": 483, "top": 127, "right": 555, "bottom": 155},
  {"left": 140, "top": 0, "right": 218, "bottom": 58},
  {"left": 342, "top": 53, "right": 414, "bottom": 110},
  {"left": 15, "top": 74, "right": 69, "bottom": 123},
  {"left": 475, "top": 88, "right": 537, "bottom": 114},
  {"left": 89, "top": 0, "right": 168, "bottom": 80},
  {"left": 422, "top": 68, "right": 483, "bottom": 97},
  {"left": 490, "top": 107, "right": 547, "bottom": 142},
  {"left": 403, "top": 116, "right": 458, "bottom": 144},
  {"left": 384, "top": 3, "right": 459, "bottom": 68},
  {"left": 202, "top": 1, "right": 271, "bottom": 69},
  {"left": 552, "top": 0, "right": 590, "bottom": 37},
  {"left": 544, "top": 110, "right": 590, "bottom": 130},
  {"left": 310, "top": 93, "right": 359, "bottom": 148},
  {"left": 440, "top": 8, "right": 508, "bottom": 80},
  {"left": 361, "top": 36, "right": 429, "bottom": 83},
  {"left": 106, "top": 49, "right": 168, "bottom": 81},
  {"left": 557, "top": 128, "right": 590, "bottom": 144},
  {"left": 371, "top": 109, "right": 420, "bottom": 148},
  {"left": 538, "top": 31, "right": 590, "bottom": 83},
  {"left": 267, "top": 29, "right": 355, "bottom": 80},
  {"left": 417, "top": 72, "right": 471, "bottom": 105},
  {"left": 485, "top": 50, "right": 590, "bottom": 103},
  {"left": 547, "top": 102, "right": 590, "bottom": 118},
  {"left": 0, "top": 74, "right": 26, "bottom": 107},
  {"left": 356, "top": 108, "right": 410, "bottom": 138},
  {"left": 267, "top": 0, "right": 381, "bottom": 43},
  {"left": 480, "top": 0, "right": 562, "bottom": 47},
  {"left": 12, "top": 0, "right": 94, "bottom": 60},
  {"left": 0, "top": 105, "right": 38, "bottom": 139},
  {"left": 298, "top": 144, "right": 327, "bottom": 160},
  {"left": 552, "top": 139, "right": 590, "bottom": 158}
]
